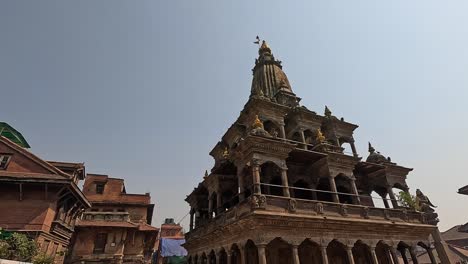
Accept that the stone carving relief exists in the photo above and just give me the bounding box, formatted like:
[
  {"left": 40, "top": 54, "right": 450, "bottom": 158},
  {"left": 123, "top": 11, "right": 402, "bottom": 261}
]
[
  {"left": 250, "top": 195, "right": 267, "bottom": 209},
  {"left": 288, "top": 199, "right": 297, "bottom": 212},
  {"left": 316, "top": 203, "right": 324, "bottom": 214}
]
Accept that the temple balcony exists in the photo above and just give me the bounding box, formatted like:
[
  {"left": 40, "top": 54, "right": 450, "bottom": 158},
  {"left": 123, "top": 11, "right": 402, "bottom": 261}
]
[{"left": 186, "top": 184, "right": 429, "bottom": 241}]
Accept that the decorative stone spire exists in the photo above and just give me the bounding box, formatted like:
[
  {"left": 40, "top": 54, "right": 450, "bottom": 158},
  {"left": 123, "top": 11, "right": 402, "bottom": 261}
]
[
  {"left": 250, "top": 41, "right": 298, "bottom": 107},
  {"left": 324, "top": 106, "right": 332, "bottom": 118},
  {"left": 368, "top": 142, "right": 375, "bottom": 153}
]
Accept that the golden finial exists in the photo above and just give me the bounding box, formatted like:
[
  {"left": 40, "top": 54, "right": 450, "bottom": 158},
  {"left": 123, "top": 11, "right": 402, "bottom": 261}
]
[
  {"left": 316, "top": 128, "right": 326, "bottom": 143},
  {"left": 252, "top": 115, "right": 264, "bottom": 129},
  {"left": 222, "top": 147, "right": 229, "bottom": 159},
  {"left": 259, "top": 40, "right": 272, "bottom": 55}
]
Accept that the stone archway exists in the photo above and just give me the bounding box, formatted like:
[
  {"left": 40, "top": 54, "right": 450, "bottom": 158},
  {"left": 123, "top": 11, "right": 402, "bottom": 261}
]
[
  {"left": 327, "top": 240, "right": 348, "bottom": 264},
  {"left": 266, "top": 238, "right": 293, "bottom": 264},
  {"left": 352, "top": 240, "right": 373, "bottom": 264},
  {"left": 218, "top": 248, "right": 228, "bottom": 264},
  {"left": 230, "top": 244, "right": 242, "bottom": 264},
  {"left": 208, "top": 250, "right": 216, "bottom": 264},
  {"left": 298, "top": 239, "right": 321, "bottom": 264},
  {"left": 375, "top": 241, "right": 393, "bottom": 264},
  {"left": 245, "top": 240, "right": 259, "bottom": 264}
]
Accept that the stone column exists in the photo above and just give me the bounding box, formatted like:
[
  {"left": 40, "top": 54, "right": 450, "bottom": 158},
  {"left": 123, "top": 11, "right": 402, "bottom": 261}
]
[
  {"left": 425, "top": 246, "right": 437, "bottom": 264},
  {"left": 215, "top": 252, "right": 220, "bottom": 264},
  {"left": 399, "top": 248, "right": 409, "bottom": 264},
  {"left": 409, "top": 247, "right": 419, "bottom": 264},
  {"left": 346, "top": 246, "right": 356, "bottom": 264},
  {"left": 252, "top": 164, "right": 261, "bottom": 195},
  {"left": 239, "top": 245, "right": 246, "bottom": 264},
  {"left": 389, "top": 247, "right": 399, "bottom": 264},
  {"left": 257, "top": 244, "right": 267, "bottom": 264},
  {"left": 208, "top": 196, "right": 213, "bottom": 219},
  {"left": 320, "top": 246, "right": 329, "bottom": 264},
  {"left": 237, "top": 166, "right": 245, "bottom": 201},
  {"left": 329, "top": 176, "right": 340, "bottom": 203},
  {"left": 350, "top": 178, "right": 361, "bottom": 205},
  {"left": 350, "top": 139, "right": 358, "bottom": 158},
  {"left": 382, "top": 194, "right": 390, "bottom": 209},
  {"left": 216, "top": 193, "right": 223, "bottom": 214},
  {"left": 189, "top": 210, "right": 194, "bottom": 231},
  {"left": 386, "top": 186, "right": 399, "bottom": 208},
  {"left": 292, "top": 245, "right": 300, "bottom": 264},
  {"left": 226, "top": 251, "right": 232, "bottom": 264},
  {"left": 432, "top": 229, "right": 453, "bottom": 264},
  {"left": 280, "top": 124, "right": 286, "bottom": 139},
  {"left": 281, "top": 168, "right": 291, "bottom": 197},
  {"left": 299, "top": 130, "right": 307, "bottom": 149},
  {"left": 370, "top": 247, "right": 379, "bottom": 264}
]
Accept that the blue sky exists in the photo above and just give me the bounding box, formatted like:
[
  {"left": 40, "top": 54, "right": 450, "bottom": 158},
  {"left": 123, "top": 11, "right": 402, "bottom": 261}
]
[{"left": 1, "top": 1, "right": 467, "bottom": 231}]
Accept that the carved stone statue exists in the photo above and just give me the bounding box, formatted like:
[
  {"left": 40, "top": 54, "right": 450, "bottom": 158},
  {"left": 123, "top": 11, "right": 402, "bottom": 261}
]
[{"left": 415, "top": 189, "right": 436, "bottom": 213}]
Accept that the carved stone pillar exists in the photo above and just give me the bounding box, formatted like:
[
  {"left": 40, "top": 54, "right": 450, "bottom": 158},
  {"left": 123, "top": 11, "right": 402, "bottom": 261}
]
[
  {"left": 257, "top": 244, "right": 267, "bottom": 264},
  {"left": 382, "top": 194, "right": 390, "bottom": 209},
  {"left": 329, "top": 176, "right": 340, "bottom": 203},
  {"left": 239, "top": 245, "right": 246, "bottom": 264},
  {"left": 280, "top": 124, "right": 286, "bottom": 139},
  {"left": 226, "top": 251, "right": 232, "bottom": 264},
  {"left": 189, "top": 210, "right": 194, "bottom": 231},
  {"left": 432, "top": 229, "right": 453, "bottom": 264},
  {"left": 426, "top": 246, "right": 437, "bottom": 264},
  {"left": 216, "top": 193, "right": 222, "bottom": 214},
  {"left": 292, "top": 245, "right": 300, "bottom": 264},
  {"left": 252, "top": 164, "right": 261, "bottom": 195},
  {"left": 346, "top": 246, "right": 356, "bottom": 264},
  {"left": 399, "top": 248, "right": 409, "bottom": 264},
  {"left": 409, "top": 247, "right": 419, "bottom": 264},
  {"left": 370, "top": 247, "right": 379, "bottom": 264},
  {"left": 320, "top": 246, "right": 329, "bottom": 264},
  {"left": 350, "top": 178, "right": 361, "bottom": 205},
  {"left": 389, "top": 247, "right": 399, "bottom": 264},
  {"left": 299, "top": 130, "right": 307, "bottom": 150},
  {"left": 386, "top": 186, "right": 399, "bottom": 208},
  {"left": 208, "top": 196, "right": 213, "bottom": 219},
  {"left": 350, "top": 139, "right": 358, "bottom": 158},
  {"left": 215, "top": 252, "right": 220, "bottom": 264},
  {"left": 281, "top": 168, "right": 291, "bottom": 197},
  {"left": 237, "top": 167, "right": 245, "bottom": 201}
]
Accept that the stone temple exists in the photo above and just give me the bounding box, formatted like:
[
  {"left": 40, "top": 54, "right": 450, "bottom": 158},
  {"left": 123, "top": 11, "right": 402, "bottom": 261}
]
[{"left": 184, "top": 41, "right": 451, "bottom": 264}]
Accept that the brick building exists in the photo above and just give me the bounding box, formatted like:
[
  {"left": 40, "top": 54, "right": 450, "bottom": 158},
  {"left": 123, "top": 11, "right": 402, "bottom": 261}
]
[
  {"left": 159, "top": 218, "right": 184, "bottom": 239},
  {"left": 69, "top": 174, "right": 159, "bottom": 264},
  {"left": 0, "top": 122, "right": 90, "bottom": 264}
]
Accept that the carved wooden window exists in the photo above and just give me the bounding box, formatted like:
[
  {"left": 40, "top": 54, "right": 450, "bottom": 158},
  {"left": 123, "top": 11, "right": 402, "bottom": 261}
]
[
  {"left": 96, "top": 183, "right": 105, "bottom": 194},
  {"left": 0, "top": 154, "right": 12, "bottom": 170},
  {"left": 93, "top": 233, "right": 107, "bottom": 254}
]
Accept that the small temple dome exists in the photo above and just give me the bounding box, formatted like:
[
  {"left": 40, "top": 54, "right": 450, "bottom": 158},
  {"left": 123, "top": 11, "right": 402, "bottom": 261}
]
[
  {"left": 366, "top": 142, "right": 389, "bottom": 164},
  {"left": 251, "top": 41, "right": 293, "bottom": 100}
]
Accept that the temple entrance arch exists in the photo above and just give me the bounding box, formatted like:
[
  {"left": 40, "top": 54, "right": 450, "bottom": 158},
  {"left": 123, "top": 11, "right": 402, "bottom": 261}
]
[
  {"left": 352, "top": 240, "right": 372, "bottom": 264},
  {"left": 327, "top": 240, "right": 348, "bottom": 264},
  {"left": 298, "top": 239, "right": 321, "bottom": 263},
  {"left": 245, "top": 240, "right": 259, "bottom": 264},
  {"left": 266, "top": 238, "right": 293, "bottom": 264}
]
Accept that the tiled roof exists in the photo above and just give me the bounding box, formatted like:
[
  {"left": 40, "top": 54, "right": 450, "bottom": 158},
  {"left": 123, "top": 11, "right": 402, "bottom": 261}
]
[
  {"left": 442, "top": 225, "right": 468, "bottom": 241},
  {"left": 76, "top": 220, "right": 136, "bottom": 228}
]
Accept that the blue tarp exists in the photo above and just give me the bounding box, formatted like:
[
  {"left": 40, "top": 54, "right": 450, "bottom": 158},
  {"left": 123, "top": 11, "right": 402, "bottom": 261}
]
[{"left": 160, "top": 238, "right": 188, "bottom": 257}]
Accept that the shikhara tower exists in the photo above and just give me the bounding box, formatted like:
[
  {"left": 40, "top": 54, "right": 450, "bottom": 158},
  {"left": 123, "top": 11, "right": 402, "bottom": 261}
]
[{"left": 184, "top": 41, "right": 451, "bottom": 264}]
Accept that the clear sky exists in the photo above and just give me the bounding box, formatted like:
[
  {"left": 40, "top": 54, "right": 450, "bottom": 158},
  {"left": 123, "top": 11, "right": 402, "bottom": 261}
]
[{"left": 1, "top": 1, "right": 467, "bottom": 231}]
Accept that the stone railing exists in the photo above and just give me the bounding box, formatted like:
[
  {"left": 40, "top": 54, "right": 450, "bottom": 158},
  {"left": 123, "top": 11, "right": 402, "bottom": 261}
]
[{"left": 186, "top": 194, "right": 427, "bottom": 240}]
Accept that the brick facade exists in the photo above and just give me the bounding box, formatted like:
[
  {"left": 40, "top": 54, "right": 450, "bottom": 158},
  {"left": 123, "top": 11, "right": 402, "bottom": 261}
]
[{"left": 69, "top": 174, "right": 159, "bottom": 264}]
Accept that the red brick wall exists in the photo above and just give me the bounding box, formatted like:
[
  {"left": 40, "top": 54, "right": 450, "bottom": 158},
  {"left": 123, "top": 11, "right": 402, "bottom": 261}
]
[{"left": 0, "top": 141, "right": 52, "bottom": 175}]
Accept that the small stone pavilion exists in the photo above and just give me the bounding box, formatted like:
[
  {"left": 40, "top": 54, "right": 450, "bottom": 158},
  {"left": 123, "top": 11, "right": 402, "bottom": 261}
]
[{"left": 184, "top": 41, "right": 452, "bottom": 264}]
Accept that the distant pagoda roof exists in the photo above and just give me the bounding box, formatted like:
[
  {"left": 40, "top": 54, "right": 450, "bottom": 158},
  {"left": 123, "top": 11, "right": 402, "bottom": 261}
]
[{"left": 0, "top": 122, "right": 30, "bottom": 148}]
